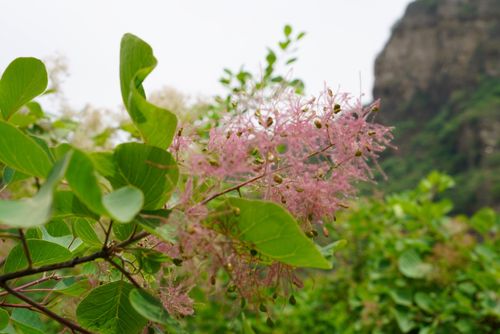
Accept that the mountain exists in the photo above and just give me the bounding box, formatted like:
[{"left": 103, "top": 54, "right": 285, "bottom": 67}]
[{"left": 373, "top": 0, "right": 500, "bottom": 212}]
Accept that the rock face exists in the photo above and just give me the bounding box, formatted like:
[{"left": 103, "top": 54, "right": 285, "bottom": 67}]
[{"left": 373, "top": 0, "right": 500, "bottom": 212}]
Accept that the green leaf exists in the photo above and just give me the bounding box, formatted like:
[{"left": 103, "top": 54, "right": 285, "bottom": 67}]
[
  {"left": 114, "top": 143, "right": 178, "bottom": 210},
  {"left": 129, "top": 289, "right": 170, "bottom": 325},
  {"left": 3, "top": 239, "right": 72, "bottom": 273},
  {"left": 135, "top": 210, "right": 175, "bottom": 243},
  {"left": 103, "top": 186, "right": 144, "bottom": 223},
  {"left": 398, "top": 249, "right": 432, "bottom": 279},
  {"left": 66, "top": 149, "right": 107, "bottom": 215},
  {"left": 2, "top": 166, "right": 30, "bottom": 185},
  {"left": 120, "top": 33, "right": 177, "bottom": 149},
  {"left": 113, "top": 222, "right": 136, "bottom": 241},
  {"left": 53, "top": 191, "right": 99, "bottom": 219},
  {"left": 10, "top": 309, "right": 45, "bottom": 334},
  {"left": 72, "top": 217, "right": 102, "bottom": 247},
  {"left": 284, "top": 25, "right": 292, "bottom": 37},
  {"left": 241, "top": 313, "right": 256, "bottom": 334},
  {"left": 389, "top": 288, "right": 413, "bottom": 306},
  {"left": 392, "top": 307, "right": 415, "bottom": 333},
  {"left": 53, "top": 278, "right": 91, "bottom": 297},
  {"left": 67, "top": 152, "right": 143, "bottom": 223},
  {"left": 320, "top": 239, "right": 347, "bottom": 258},
  {"left": 133, "top": 248, "right": 170, "bottom": 274},
  {"left": 0, "top": 57, "right": 48, "bottom": 120},
  {"left": 0, "top": 308, "right": 8, "bottom": 330},
  {"left": 470, "top": 208, "right": 496, "bottom": 233},
  {"left": 0, "top": 154, "right": 70, "bottom": 228},
  {"left": 45, "top": 219, "right": 71, "bottom": 237},
  {"left": 0, "top": 121, "right": 53, "bottom": 177},
  {"left": 414, "top": 292, "right": 434, "bottom": 313},
  {"left": 220, "top": 198, "right": 332, "bottom": 269},
  {"left": 76, "top": 280, "right": 147, "bottom": 334}
]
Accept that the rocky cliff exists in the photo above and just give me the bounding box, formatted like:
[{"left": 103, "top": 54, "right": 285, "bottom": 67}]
[{"left": 373, "top": 0, "right": 500, "bottom": 212}]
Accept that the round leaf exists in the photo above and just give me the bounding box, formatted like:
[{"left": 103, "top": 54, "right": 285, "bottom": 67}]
[{"left": 0, "top": 57, "right": 48, "bottom": 120}]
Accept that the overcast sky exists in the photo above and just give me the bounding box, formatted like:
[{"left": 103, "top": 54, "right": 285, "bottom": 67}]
[{"left": 0, "top": 0, "right": 413, "bottom": 110}]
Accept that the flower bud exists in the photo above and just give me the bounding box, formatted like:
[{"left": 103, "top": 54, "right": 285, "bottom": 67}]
[
  {"left": 334, "top": 104, "right": 341, "bottom": 113},
  {"left": 273, "top": 174, "right": 283, "bottom": 184},
  {"left": 314, "top": 119, "right": 322, "bottom": 129},
  {"left": 266, "top": 117, "right": 274, "bottom": 127}
]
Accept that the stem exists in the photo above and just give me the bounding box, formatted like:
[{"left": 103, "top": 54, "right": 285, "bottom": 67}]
[
  {"left": 18, "top": 229, "right": 33, "bottom": 268},
  {"left": 200, "top": 173, "right": 267, "bottom": 205},
  {"left": 105, "top": 259, "right": 141, "bottom": 289},
  {"left": 103, "top": 221, "right": 113, "bottom": 249},
  {"left": 0, "top": 283, "right": 93, "bottom": 334}
]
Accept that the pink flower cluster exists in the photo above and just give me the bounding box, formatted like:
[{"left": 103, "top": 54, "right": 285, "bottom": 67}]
[{"left": 186, "top": 87, "right": 393, "bottom": 222}]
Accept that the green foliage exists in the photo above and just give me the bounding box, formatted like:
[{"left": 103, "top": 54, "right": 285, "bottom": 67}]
[{"left": 188, "top": 173, "right": 499, "bottom": 333}]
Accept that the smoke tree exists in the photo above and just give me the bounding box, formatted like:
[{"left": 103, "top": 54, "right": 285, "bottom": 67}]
[{"left": 0, "top": 32, "right": 392, "bottom": 333}]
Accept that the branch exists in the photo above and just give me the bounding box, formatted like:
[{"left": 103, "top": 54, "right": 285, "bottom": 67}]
[
  {"left": 18, "top": 229, "right": 33, "bottom": 268},
  {"left": 0, "top": 232, "right": 149, "bottom": 283},
  {"left": 0, "top": 283, "right": 94, "bottom": 334}
]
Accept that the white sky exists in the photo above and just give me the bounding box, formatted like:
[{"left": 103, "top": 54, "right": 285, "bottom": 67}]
[{"left": 0, "top": 0, "right": 413, "bottom": 111}]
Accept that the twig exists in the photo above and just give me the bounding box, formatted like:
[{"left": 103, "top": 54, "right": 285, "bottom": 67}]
[
  {"left": 0, "top": 302, "right": 36, "bottom": 310},
  {"left": 0, "top": 233, "right": 20, "bottom": 240},
  {"left": 103, "top": 221, "right": 114, "bottom": 249},
  {"left": 0, "top": 274, "right": 60, "bottom": 297},
  {"left": 0, "top": 283, "right": 93, "bottom": 334},
  {"left": 18, "top": 229, "right": 33, "bottom": 268},
  {"left": 105, "top": 258, "right": 141, "bottom": 289}
]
